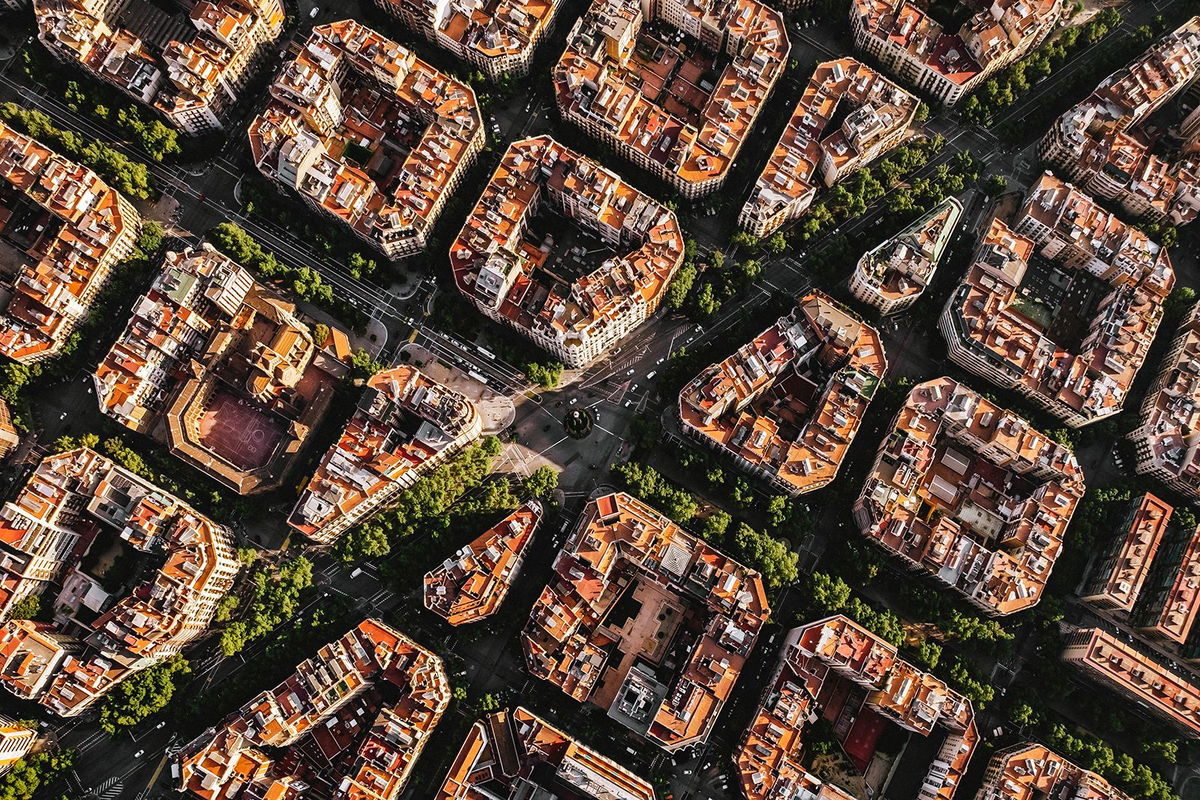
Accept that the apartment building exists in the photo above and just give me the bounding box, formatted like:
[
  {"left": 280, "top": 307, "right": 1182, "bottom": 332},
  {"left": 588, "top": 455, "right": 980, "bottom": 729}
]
[
  {"left": 372, "top": 0, "right": 562, "bottom": 77},
  {"left": 0, "top": 720, "right": 33, "bottom": 776},
  {"left": 976, "top": 743, "right": 1129, "bottom": 800},
  {"left": 850, "top": 196, "right": 962, "bottom": 315},
  {"left": 854, "top": 377, "right": 1085, "bottom": 616},
  {"left": 0, "top": 122, "right": 140, "bottom": 364},
  {"left": 554, "top": 0, "right": 786, "bottom": 199},
  {"left": 424, "top": 500, "right": 542, "bottom": 625},
  {"left": 451, "top": 135, "right": 684, "bottom": 368},
  {"left": 1041, "top": 17, "right": 1200, "bottom": 226},
  {"left": 739, "top": 58, "right": 918, "bottom": 237},
  {"left": 1129, "top": 521, "right": 1200, "bottom": 646},
  {"left": 523, "top": 492, "right": 769, "bottom": 752},
  {"left": 679, "top": 291, "right": 886, "bottom": 496},
  {"left": 179, "top": 619, "right": 449, "bottom": 800},
  {"left": 1131, "top": 301, "right": 1200, "bottom": 501},
  {"left": 95, "top": 247, "right": 350, "bottom": 495},
  {"left": 0, "top": 401, "right": 19, "bottom": 462},
  {"left": 850, "top": 0, "right": 1060, "bottom": 106},
  {"left": 1061, "top": 627, "right": 1200, "bottom": 738},
  {"left": 0, "top": 448, "right": 239, "bottom": 717},
  {"left": 249, "top": 19, "right": 484, "bottom": 259},
  {"left": 35, "top": 0, "right": 283, "bottom": 134},
  {"left": 940, "top": 175, "right": 1174, "bottom": 428},
  {"left": 289, "top": 365, "right": 482, "bottom": 546},
  {"left": 1079, "top": 493, "right": 1174, "bottom": 615},
  {"left": 737, "top": 614, "right": 978, "bottom": 800},
  {"left": 436, "top": 706, "right": 657, "bottom": 799}
]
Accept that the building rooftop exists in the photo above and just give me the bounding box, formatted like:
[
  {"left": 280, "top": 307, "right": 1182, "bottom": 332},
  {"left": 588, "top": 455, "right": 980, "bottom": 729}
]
[
  {"left": 1043, "top": 16, "right": 1200, "bottom": 226},
  {"left": 554, "top": 0, "right": 786, "bottom": 193},
  {"left": 854, "top": 377, "right": 1085, "bottom": 616},
  {"left": 740, "top": 57, "right": 918, "bottom": 236},
  {"left": 424, "top": 501, "right": 542, "bottom": 625},
  {"left": 1132, "top": 301, "right": 1200, "bottom": 499},
  {"left": 179, "top": 618, "right": 449, "bottom": 800},
  {"left": 95, "top": 247, "right": 350, "bottom": 495},
  {"left": 522, "top": 492, "right": 769, "bottom": 752},
  {"left": 679, "top": 291, "right": 886, "bottom": 495},
  {"left": 248, "top": 19, "right": 482, "bottom": 256},
  {"left": 1131, "top": 521, "right": 1200, "bottom": 645},
  {"left": 1079, "top": 493, "right": 1173, "bottom": 614},
  {"left": 289, "top": 365, "right": 481, "bottom": 545},
  {"left": 435, "top": 706, "right": 657, "bottom": 799},
  {"left": 976, "top": 742, "right": 1129, "bottom": 800},
  {"left": 35, "top": 0, "right": 283, "bottom": 130},
  {"left": 851, "top": 0, "right": 1058, "bottom": 87},
  {"left": 0, "top": 121, "right": 139, "bottom": 363},
  {"left": 852, "top": 196, "right": 962, "bottom": 309},
  {"left": 380, "top": 0, "right": 559, "bottom": 68},
  {"left": 450, "top": 135, "right": 684, "bottom": 367},
  {"left": 737, "top": 614, "right": 977, "bottom": 800},
  {"left": 942, "top": 174, "right": 1173, "bottom": 426},
  {"left": 0, "top": 447, "right": 238, "bottom": 716},
  {"left": 1062, "top": 627, "right": 1200, "bottom": 738}
]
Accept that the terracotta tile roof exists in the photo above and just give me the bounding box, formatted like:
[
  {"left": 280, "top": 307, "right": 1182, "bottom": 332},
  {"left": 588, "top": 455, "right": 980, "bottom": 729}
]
[
  {"left": 737, "top": 614, "right": 977, "bottom": 800},
  {"left": 554, "top": 0, "right": 786, "bottom": 195},
  {"left": 850, "top": 0, "right": 1059, "bottom": 101},
  {"left": 179, "top": 619, "right": 449, "bottom": 800},
  {"left": 854, "top": 377, "right": 1085, "bottom": 616},
  {"left": 435, "top": 706, "right": 657, "bottom": 799},
  {"left": 424, "top": 501, "right": 542, "bottom": 624},
  {"left": 248, "top": 19, "right": 483, "bottom": 257},
  {"left": 1043, "top": 17, "right": 1200, "bottom": 226},
  {"left": 739, "top": 58, "right": 918, "bottom": 236},
  {"left": 1080, "top": 493, "right": 1173, "bottom": 614},
  {"left": 289, "top": 365, "right": 482, "bottom": 545},
  {"left": 679, "top": 291, "right": 886, "bottom": 495},
  {"left": 378, "top": 0, "right": 560, "bottom": 68},
  {"left": 1062, "top": 627, "right": 1200, "bottom": 737},
  {"left": 95, "top": 247, "right": 349, "bottom": 495},
  {"left": 977, "top": 742, "right": 1129, "bottom": 800},
  {"left": 0, "top": 121, "right": 139, "bottom": 363},
  {"left": 0, "top": 448, "right": 239, "bottom": 717},
  {"left": 451, "top": 135, "right": 684, "bottom": 368},
  {"left": 942, "top": 174, "right": 1173, "bottom": 426},
  {"left": 35, "top": 0, "right": 283, "bottom": 131},
  {"left": 522, "top": 492, "right": 769, "bottom": 752}
]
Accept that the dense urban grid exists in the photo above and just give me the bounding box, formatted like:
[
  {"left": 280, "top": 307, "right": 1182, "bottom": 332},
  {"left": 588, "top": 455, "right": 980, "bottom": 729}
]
[{"left": 1, "top": 0, "right": 1200, "bottom": 800}]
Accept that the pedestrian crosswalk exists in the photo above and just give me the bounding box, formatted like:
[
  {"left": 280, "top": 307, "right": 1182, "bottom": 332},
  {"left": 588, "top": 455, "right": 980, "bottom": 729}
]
[{"left": 93, "top": 776, "right": 123, "bottom": 800}]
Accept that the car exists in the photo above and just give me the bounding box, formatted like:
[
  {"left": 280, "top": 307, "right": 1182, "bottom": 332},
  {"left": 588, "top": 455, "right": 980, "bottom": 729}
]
[
  {"left": 569, "top": 397, "right": 578, "bottom": 405},
  {"left": 309, "top": 5, "right": 318, "bottom": 16},
  {"left": 155, "top": 721, "right": 166, "bottom": 729},
  {"left": 134, "top": 750, "right": 145, "bottom": 759},
  {"left": 631, "top": 384, "right": 638, "bottom": 392},
  {"left": 624, "top": 400, "right": 632, "bottom": 407},
  {"left": 626, "top": 369, "right": 635, "bottom": 376},
  {"left": 646, "top": 371, "right": 657, "bottom": 379},
  {"left": 656, "top": 358, "right": 664, "bottom": 365}
]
